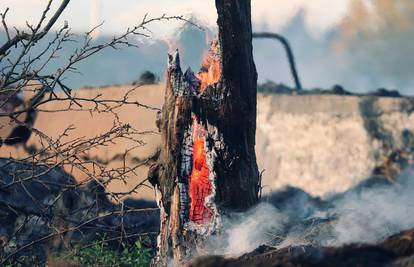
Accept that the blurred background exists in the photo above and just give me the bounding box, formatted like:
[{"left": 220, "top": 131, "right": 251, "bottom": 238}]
[{"left": 2, "top": 0, "right": 413, "bottom": 94}]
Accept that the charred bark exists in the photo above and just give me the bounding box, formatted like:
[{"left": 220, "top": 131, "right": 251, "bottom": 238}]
[
  {"left": 151, "top": 0, "right": 259, "bottom": 265},
  {"left": 214, "top": 0, "right": 260, "bottom": 210}
]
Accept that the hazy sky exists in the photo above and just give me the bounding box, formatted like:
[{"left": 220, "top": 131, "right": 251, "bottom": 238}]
[{"left": 1, "top": 1, "right": 350, "bottom": 38}]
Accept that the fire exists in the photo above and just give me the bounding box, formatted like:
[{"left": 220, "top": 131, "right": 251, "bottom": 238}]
[
  {"left": 188, "top": 39, "right": 221, "bottom": 225},
  {"left": 196, "top": 39, "right": 221, "bottom": 94},
  {"left": 189, "top": 119, "right": 213, "bottom": 224}
]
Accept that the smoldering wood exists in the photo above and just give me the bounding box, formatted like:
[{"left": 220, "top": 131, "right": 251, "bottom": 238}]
[{"left": 151, "top": 0, "right": 260, "bottom": 265}]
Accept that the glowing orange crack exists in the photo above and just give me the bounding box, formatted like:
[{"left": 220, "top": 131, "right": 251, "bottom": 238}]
[{"left": 189, "top": 120, "right": 213, "bottom": 224}]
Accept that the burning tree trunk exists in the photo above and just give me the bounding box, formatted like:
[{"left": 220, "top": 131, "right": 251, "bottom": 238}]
[{"left": 151, "top": 0, "right": 259, "bottom": 265}]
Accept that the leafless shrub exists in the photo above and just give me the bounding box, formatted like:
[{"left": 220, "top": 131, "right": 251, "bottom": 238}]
[{"left": 0, "top": 0, "right": 189, "bottom": 264}]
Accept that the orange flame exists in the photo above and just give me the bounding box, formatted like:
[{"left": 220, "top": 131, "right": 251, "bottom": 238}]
[
  {"left": 188, "top": 39, "right": 221, "bottom": 225},
  {"left": 196, "top": 39, "right": 221, "bottom": 94},
  {"left": 189, "top": 119, "right": 213, "bottom": 224}
]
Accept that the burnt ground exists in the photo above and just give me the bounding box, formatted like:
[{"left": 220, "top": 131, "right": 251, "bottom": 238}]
[
  {"left": 190, "top": 183, "right": 414, "bottom": 267},
  {"left": 189, "top": 228, "right": 414, "bottom": 267}
]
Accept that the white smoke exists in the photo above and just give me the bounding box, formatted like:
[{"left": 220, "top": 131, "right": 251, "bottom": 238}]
[
  {"left": 332, "top": 175, "right": 414, "bottom": 245},
  {"left": 211, "top": 170, "right": 414, "bottom": 256},
  {"left": 223, "top": 203, "right": 287, "bottom": 255}
]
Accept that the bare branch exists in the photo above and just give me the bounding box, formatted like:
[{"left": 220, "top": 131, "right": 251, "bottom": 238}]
[
  {"left": 0, "top": 8, "right": 11, "bottom": 41},
  {"left": 0, "top": 0, "right": 70, "bottom": 56}
]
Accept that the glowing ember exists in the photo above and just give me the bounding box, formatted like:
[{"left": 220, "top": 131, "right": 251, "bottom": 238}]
[
  {"left": 189, "top": 119, "right": 213, "bottom": 224},
  {"left": 196, "top": 39, "right": 221, "bottom": 94}
]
